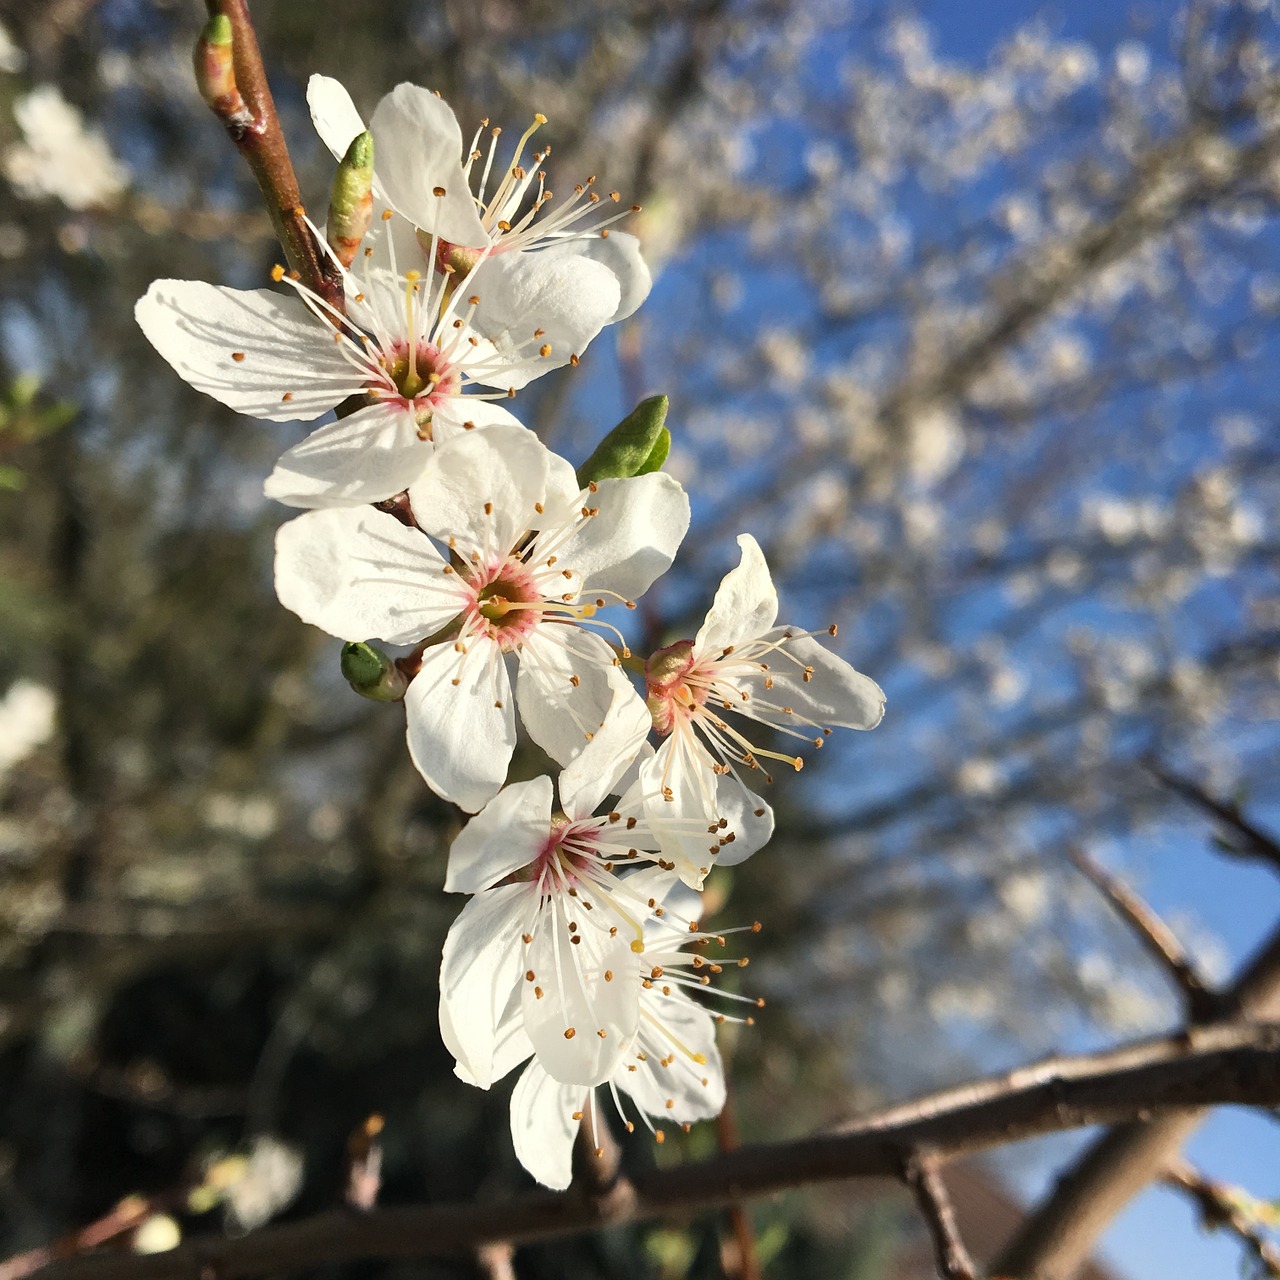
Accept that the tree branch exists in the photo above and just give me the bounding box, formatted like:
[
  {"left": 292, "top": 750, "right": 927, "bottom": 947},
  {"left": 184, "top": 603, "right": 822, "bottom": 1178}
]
[
  {"left": 199, "top": 0, "right": 342, "bottom": 311},
  {"left": 1067, "top": 846, "right": 1224, "bottom": 1023},
  {"left": 1164, "top": 1159, "right": 1280, "bottom": 1280},
  {"left": 27, "top": 1021, "right": 1280, "bottom": 1280},
  {"left": 903, "top": 1152, "right": 979, "bottom": 1280},
  {"left": 1146, "top": 760, "right": 1280, "bottom": 873},
  {"left": 992, "top": 915, "right": 1280, "bottom": 1280}
]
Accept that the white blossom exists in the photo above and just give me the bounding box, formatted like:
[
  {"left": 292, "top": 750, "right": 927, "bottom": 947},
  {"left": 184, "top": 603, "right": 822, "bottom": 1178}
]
[{"left": 274, "top": 423, "right": 689, "bottom": 811}]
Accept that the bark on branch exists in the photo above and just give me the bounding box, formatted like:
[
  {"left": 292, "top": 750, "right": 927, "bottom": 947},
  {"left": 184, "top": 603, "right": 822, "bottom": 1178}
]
[{"left": 30, "top": 1020, "right": 1280, "bottom": 1280}]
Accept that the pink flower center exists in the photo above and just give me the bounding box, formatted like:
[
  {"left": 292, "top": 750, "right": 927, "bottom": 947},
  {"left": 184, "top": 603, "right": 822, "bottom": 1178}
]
[
  {"left": 374, "top": 340, "right": 460, "bottom": 428},
  {"left": 463, "top": 558, "right": 543, "bottom": 652}
]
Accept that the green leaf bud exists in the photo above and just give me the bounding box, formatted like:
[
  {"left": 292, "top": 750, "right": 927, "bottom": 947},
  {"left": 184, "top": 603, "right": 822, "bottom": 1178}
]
[
  {"left": 327, "top": 132, "right": 375, "bottom": 268},
  {"left": 341, "top": 641, "right": 408, "bottom": 702},
  {"left": 576, "top": 395, "right": 670, "bottom": 487},
  {"left": 193, "top": 15, "right": 244, "bottom": 118}
]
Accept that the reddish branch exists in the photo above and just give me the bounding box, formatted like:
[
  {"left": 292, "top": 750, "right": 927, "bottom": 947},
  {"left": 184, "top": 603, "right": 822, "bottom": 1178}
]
[
  {"left": 200, "top": 0, "right": 342, "bottom": 311},
  {"left": 23, "top": 1020, "right": 1280, "bottom": 1280}
]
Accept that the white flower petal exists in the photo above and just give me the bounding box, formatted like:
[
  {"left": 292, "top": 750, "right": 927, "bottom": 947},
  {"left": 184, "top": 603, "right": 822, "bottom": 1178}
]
[
  {"left": 528, "top": 231, "right": 651, "bottom": 324},
  {"left": 556, "top": 472, "right": 690, "bottom": 603},
  {"left": 428, "top": 395, "right": 528, "bottom": 445},
  {"left": 405, "top": 640, "right": 515, "bottom": 812},
  {"left": 695, "top": 533, "right": 779, "bottom": 656},
  {"left": 516, "top": 626, "right": 621, "bottom": 769},
  {"left": 307, "top": 74, "right": 368, "bottom": 162},
  {"left": 558, "top": 666, "right": 652, "bottom": 820},
  {"left": 521, "top": 927, "right": 638, "bottom": 1086},
  {"left": 712, "top": 782, "right": 773, "bottom": 867},
  {"left": 369, "top": 83, "right": 488, "bottom": 247},
  {"left": 408, "top": 424, "right": 549, "bottom": 558},
  {"left": 264, "top": 404, "right": 430, "bottom": 509},
  {"left": 274, "top": 507, "right": 460, "bottom": 644},
  {"left": 735, "top": 629, "right": 886, "bottom": 731},
  {"left": 467, "top": 252, "right": 621, "bottom": 389},
  {"left": 619, "top": 991, "right": 725, "bottom": 1123},
  {"left": 136, "top": 281, "right": 355, "bottom": 422},
  {"left": 509, "top": 1059, "right": 584, "bottom": 1190},
  {"left": 448, "top": 983, "right": 535, "bottom": 1088},
  {"left": 445, "top": 776, "right": 553, "bottom": 894},
  {"left": 438, "top": 884, "right": 526, "bottom": 1088},
  {"left": 639, "top": 736, "right": 722, "bottom": 890}
]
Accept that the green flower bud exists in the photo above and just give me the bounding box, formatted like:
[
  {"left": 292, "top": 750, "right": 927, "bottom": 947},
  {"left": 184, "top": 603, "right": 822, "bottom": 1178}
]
[
  {"left": 327, "top": 132, "right": 375, "bottom": 269},
  {"left": 576, "top": 395, "right": 670, "bottom": 487},
  {"left": 341, "top": 641, "right": 408, "bottom": 702}
]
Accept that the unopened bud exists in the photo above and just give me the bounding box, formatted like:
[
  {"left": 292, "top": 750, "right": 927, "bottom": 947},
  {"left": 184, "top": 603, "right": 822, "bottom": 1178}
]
[
  {"left": 327, "top": 132, "right": 375, "bottom": 268},
  {"left": 193, "top": 16, "right": 247, "bottom": 121},
  {"left": 576, "top": 395, "right": 670, "bottom": 486},
  {"left": 341, "top": 641, "right": 408, "bottom": 702}
]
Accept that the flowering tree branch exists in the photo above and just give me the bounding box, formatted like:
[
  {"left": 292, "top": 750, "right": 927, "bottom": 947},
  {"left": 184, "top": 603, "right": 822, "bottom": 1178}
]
[{"left": 27, "top": 1020, "right": 1280, "bottom": 1280}]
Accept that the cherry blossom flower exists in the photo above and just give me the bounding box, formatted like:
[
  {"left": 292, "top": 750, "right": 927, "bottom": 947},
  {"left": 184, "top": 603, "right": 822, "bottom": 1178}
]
[
  {"left": 502, "top": 904, "right": 758, "bottom": 1189},
  {"left": 273, "top": 423, "right": 689, "bottom": 811},
  {"left": 135, "top": 223, "right": 558, "bottom": 509},
  {"left": 640, "top": 534, "right": 885, "bottom": 874},
  {"left": 307, "top": 76, "right": 650, "bottom": 379},
  {"left": 436, "top": 681, "right": 770, "bottom": 1093}
]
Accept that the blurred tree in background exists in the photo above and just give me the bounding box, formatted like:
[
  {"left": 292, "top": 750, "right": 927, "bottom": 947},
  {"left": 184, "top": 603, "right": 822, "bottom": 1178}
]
[{"left": 0, "top": 0, "right": 1276, "bottom": 1276}]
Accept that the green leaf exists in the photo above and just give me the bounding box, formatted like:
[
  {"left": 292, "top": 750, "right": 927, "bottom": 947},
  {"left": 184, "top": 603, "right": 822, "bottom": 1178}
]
[
  {"left": 576, "top": 394, "right": 669, "bottom": 486},
  {"left": 0, "top": 464, "right": 26, "bottom": 491},
  {"left": 633, "top": 425, "right": 670, "bottom": 475}
]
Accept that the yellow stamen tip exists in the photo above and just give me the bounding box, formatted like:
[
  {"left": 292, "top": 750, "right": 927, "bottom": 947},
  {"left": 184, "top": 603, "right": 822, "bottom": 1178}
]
[{"left": 629, "top": 939, "right": 645, "bottom": 954}]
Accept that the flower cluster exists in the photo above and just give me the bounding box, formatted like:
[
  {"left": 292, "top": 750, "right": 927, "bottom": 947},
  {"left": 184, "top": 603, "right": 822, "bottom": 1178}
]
[{"left": 136, "top": 77, "right": 885, "bottom": 1188}]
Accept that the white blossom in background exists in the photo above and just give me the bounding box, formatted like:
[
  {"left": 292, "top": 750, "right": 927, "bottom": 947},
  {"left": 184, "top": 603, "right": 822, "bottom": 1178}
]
[
  {"left": 640, "top": 534, "right": 883, "bottom": 881},
  {"left": 135, "top": 225, "right": 546, "bottom": 508},
  {"left": 0, "top": 680, "right": 55, "bottom": 776},
  {"left": 307, "top": 76, "right": 650, "bottom": 375},
  {"left": 274, "top": 424, "right": 689, "bottom": 811},
  {"left": 4, "top": 85, "right": 127, "bottom": 210},
  {"left": 0, "top": 21, "right": 25, "bottom": 74}
]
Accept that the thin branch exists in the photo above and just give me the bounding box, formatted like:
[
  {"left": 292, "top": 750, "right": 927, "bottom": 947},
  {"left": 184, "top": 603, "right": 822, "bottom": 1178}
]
[
  {"left": 903, "top": 1152, "right": 979, "bottom": 1280},
  {"left": 25, "top": 1020, "right": 1280, "bottom": 1280},
  {"left": 992, "top": 913, "right": 1280, "bottom": 1280},
  {"left": 1164, "top": 1159, "right": 1280, "bottom": 1279},
  {"left": 199, "top": 0, "right": 343, "bottom": 311},
  {"left": 1147, "top": 760, "right": 1280, "bottom": 873},
  {"left": 716, "top": 1091, "right": 762, "bottom": 1280},
  {"left": 1067, "top": 846, "right": 1224, "bottom": 1023}
]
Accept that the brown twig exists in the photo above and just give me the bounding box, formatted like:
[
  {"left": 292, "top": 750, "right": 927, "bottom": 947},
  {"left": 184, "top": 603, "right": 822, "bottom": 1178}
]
[
  {"left": 1067, "top": 845, "right": 1224, "bottom": 1022},
  {"left": 0, "top": 1198, "right": 156, "bottom": 1280},
  {"left": 992, "top": 914, "right": 1280, "bottom": 1280},
  {"left": 1146, "top": 760, "right": 1280, "bottom": 873},
  {"left": 903, "top": 1152, "right": 979, "bottom": 1280},
  {"left": 715, "top": 1089, "right": 762, "bottom": 1280},
  {"left": 22, "top": 1020, "right": 1280, "bottom": 1280},
  {"left": 1164, "top": 1158, "right": 1280, "bottom": 1279},
  {"left": 199, "top": 0, "right": 343, "bottom": 312}
]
